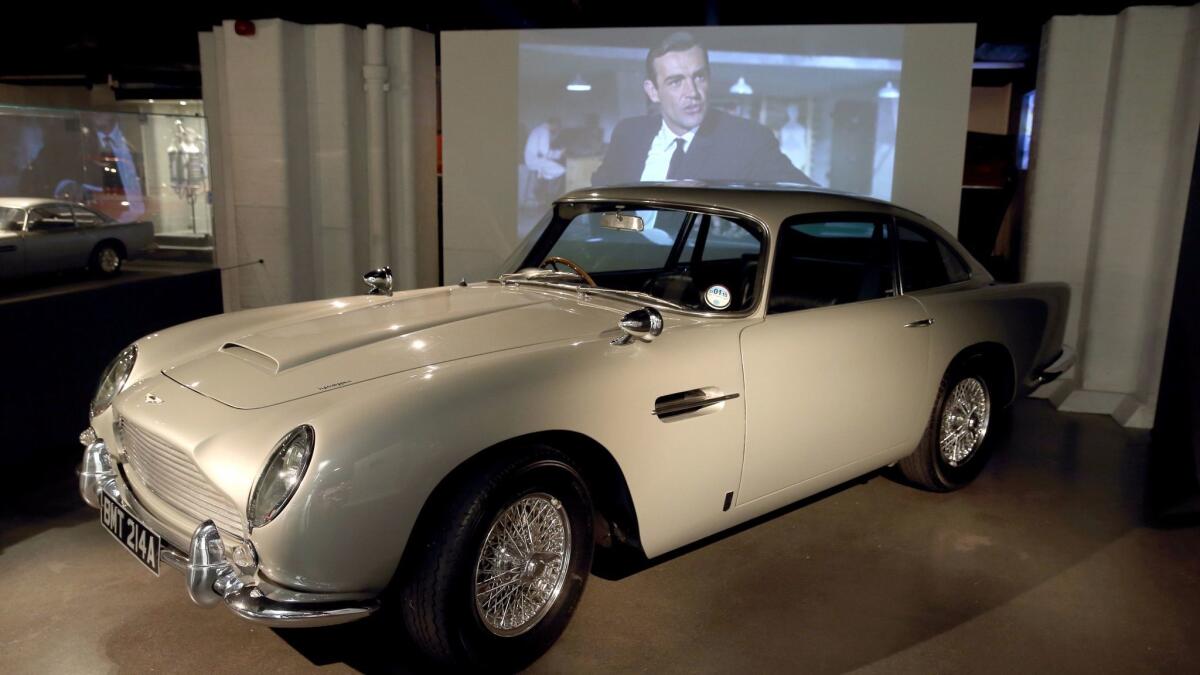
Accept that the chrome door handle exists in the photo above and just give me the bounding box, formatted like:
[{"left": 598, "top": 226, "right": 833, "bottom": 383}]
[
  {"left": 653, "top": 390, "right": 740, "bottom": 419},
  {"left": 904, "top": 318, "right": 934, "bottom": 328}
]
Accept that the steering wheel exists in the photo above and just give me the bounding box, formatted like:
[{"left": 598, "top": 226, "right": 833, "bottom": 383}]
[{"left": 541, "top": 256, "right": 598, "bottom": 287}]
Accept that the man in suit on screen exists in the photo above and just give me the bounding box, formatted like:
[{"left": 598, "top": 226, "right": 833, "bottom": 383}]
[{"left": 592, "top": 32, "right": 815, "bottom": 187}]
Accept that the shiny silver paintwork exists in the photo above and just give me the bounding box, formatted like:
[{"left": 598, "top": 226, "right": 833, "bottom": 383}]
[
  {"left": 80, "top": 184, "right": 1072, "bottom": 624},
  {"left": 0, "top": 197, "right": 153, "bottom": 278}
]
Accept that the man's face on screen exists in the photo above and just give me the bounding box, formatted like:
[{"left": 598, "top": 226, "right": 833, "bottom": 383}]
[{"left": 644, "top": 46, "right": 709, "bottom": 135}]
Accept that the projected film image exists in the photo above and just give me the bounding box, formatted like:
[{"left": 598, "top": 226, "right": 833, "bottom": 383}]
[{"left": 517, "top": 25, "right": 904, "bottom": 235}]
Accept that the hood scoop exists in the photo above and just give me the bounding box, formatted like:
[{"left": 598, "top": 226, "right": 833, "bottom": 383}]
[{"left": 220, "top": 343, "right": 280, "bottom": 374}]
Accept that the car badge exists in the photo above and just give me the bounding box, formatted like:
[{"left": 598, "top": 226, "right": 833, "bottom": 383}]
[{"left": 145, "top": 393, "right": 163, "bottom": 405}]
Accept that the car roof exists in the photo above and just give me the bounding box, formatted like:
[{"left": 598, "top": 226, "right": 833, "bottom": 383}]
[
  {"left": 557, "top": 182, "right": 942, "bottom": 234},
  {"left": 557, "top": 182, "right": 990, "bottom": 282},
  {"left": 0, "top": 197, "right": 68, "bottom": 210}
]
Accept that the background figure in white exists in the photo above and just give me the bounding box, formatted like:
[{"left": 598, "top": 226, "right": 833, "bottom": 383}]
[
  {"left": 524, "top": 119, "right": 565, "bottom": 182},
  {"left": 779, "top": 103, "right": 811, "bottom": 177}
]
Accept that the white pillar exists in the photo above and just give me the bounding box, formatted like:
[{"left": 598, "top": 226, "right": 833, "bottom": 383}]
[
  {"left": 363, "top": 24, "right": 390, "bottom": 269},
  {"left": 1024, "top": 5, "right": 1200, "bottom": 428}
]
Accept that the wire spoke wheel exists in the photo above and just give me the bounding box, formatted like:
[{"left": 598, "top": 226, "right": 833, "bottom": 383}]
[
  {"left": 474, "top": 492, "right": 571, "bottom": 637},
  {"left": 939, "top": 376, "right": 990, "bottom": 467},
  {"left": 99, "top": 248, "right": 120, "bottom": 273}
]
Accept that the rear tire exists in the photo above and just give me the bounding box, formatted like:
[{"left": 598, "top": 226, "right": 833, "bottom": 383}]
[
  {"left": 90, "top": 243, "right": 123, "bottom": 277},
  {"left": 898, "top": 359, "right": 995, "bottom": 491},
  {"left": 395, "top": 445, "right": 594, "bottom": 671}
]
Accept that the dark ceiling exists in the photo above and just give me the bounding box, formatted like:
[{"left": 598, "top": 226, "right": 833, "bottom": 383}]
[{"left": 1, "top": 2, "right": 1185, "bottom": 100}]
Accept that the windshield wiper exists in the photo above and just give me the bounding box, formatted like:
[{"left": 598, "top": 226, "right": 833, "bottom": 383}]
[
  {"left": 496, "top": 269, "right": 584, "bottom": 284},
  {"left": 583, "top": 287, "right": 688, "bottom": 311}
]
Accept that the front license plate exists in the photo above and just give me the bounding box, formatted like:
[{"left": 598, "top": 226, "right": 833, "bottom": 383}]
[{"left": 100, "top": 490, "right": 161, "bottom": 576}]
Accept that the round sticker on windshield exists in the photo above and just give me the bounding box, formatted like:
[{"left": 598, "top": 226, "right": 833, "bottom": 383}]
[{"left": 704, "top": 285, "right": 732, "bottom": 310}]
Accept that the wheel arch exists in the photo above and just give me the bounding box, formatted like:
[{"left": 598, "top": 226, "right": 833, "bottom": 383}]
[
  {"left": 93, "top": 238, "right": 128, "bottom": 259},
  {"left": 394, "top": 430, "right": 645, "bottom": 584},
  {"left": 947, "top": 342, "right": 1016, "bottom": 408}
]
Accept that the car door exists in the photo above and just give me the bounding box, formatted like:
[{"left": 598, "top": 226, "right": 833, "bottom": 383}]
[
  {"left": 71, "top": 205, "right": 114, "bottom": 265},
  {"left": 737, "top": 214, "right": 931, "bottom": 505},
  {"left": 0, "top": 207, "right": 26, "bottom": 278},
  {"left": 23, "top": 204, "right": 81, "bottom": 273}
]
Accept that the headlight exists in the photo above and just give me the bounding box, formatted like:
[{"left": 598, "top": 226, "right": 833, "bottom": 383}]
[
  {"left": 248, "top": 426, "right": 315, "bottom": 529},
  {"left": 90, "top": 344, "right": 137, "bottom": 418}
]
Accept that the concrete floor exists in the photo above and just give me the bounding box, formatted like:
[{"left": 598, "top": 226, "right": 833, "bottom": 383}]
[{"left": 3, "top": 399, "right": 1198, "bottom": 673}]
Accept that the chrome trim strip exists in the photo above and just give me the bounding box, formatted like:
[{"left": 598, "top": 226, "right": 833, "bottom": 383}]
[
  {"left": 653, "top": 392, "right": 740, "bottom": 419},
  {"left": 904, "top": 318, "right": 935, "bottom": 328}
]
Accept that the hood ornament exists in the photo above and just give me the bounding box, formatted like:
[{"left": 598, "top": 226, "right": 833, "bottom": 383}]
[{"left": 145, "top": 393, "right": 163, "bottom": 405}]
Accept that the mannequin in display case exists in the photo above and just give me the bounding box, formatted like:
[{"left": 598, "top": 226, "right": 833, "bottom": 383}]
[{"left": 167, "top": 120, "right": 208, "bottom": 233}]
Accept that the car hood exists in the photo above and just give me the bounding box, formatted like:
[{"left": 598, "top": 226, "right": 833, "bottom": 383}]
[{"left": 162, "top": 284, "right": 623, "bottom": 409}]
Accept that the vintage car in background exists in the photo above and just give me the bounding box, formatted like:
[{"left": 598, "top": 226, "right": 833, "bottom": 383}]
[
  {"left": 0, "top": 197, "right": 154, "bottom": 279},
  {"left": 78, "top": 184, "right": 1074, "bottom": 670}
]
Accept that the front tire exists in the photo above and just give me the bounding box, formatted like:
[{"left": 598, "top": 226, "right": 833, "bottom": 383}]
[
  {"left": 397, "top": 445, "right": 594, "bottom": 671},
  {"left": 898, "top": 360, "right": 995, "bottom": 491}
]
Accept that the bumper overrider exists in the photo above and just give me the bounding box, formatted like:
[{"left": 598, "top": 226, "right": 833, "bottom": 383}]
[
  {"left": 1033, "top": 345, "right": 1077, "bottom": 386},
  {"left": 78, "top": 430, "right": 379, "bottom": 627}
]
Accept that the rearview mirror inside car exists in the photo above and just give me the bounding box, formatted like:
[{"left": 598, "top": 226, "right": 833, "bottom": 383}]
[{"left": 599, "top": 213, "right": 644, "bottom": 233}]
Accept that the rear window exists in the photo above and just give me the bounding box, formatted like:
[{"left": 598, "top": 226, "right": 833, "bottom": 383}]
[{"left": 897, "top": 222, "right": 970, "bottom": 291}]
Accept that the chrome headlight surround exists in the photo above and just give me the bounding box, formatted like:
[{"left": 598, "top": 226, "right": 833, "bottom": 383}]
[
  {"left": 90, "top": 344, "right": 137, "bottom": 418},
  {"left": 248, "top": 425, "right": 315, "bottom": 530}
]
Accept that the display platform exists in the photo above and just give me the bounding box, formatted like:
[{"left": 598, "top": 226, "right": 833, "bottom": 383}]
[{"left": 3, "top": 263, "right": 222, "bottom": 468}]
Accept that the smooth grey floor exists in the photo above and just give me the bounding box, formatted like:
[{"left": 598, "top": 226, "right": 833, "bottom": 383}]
[{"left": 3, "top": 399, "right": 1198, "bottom": 673}]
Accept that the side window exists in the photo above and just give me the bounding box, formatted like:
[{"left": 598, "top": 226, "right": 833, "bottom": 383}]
[
  {"left": 897, "top": 222, "right": 968, "bottom": 292},
  {"left": 768, "top": 217, "right": 894, "bottom": 314},
  {"left": 703, "top": 216, "right": 759, "bottom": 261},
  {"left": 936, "top": 239, "right": 971, "bottom": 283},
  {"left": 72, "top": 206, "right": 109, "bottom": 226},
  {"left": 678, "top": 214, "right": 762, "bottom": 263},
  {"left": 0, "top": 207, "right": 24, "bottom": 232},
  {"left": 27, "top": 204, "right": 76, "bottom": 231}
]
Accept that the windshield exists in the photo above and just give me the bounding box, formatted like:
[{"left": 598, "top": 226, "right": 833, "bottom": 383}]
[
  {"left": 502, "top": 202, "right": 765, "bottom": 313},
  {"left": 0, "top": 207, "right": 24, "bottom": 232}
]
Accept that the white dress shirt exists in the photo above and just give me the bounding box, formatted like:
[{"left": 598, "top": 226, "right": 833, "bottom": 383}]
[
  {"left": 523, "top": 123, "right": 566, "bottom": 180},
  {"left": 639, "top": 121, "right": 697, "bottom": 182}
]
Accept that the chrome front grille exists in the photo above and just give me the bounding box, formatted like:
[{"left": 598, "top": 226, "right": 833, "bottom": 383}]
[{"left": 116, "top": 417, "right": 245, "bottom": 540}]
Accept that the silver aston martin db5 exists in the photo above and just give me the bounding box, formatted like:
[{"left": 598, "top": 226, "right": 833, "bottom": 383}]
[
  {"left": 0, "top": 197, "right": 153, "bottom": 278},
  {"left": 79, "top": 184, "right": 1074, "bottom": 670}
]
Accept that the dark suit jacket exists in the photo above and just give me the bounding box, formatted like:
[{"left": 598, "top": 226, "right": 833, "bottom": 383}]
[{"left": 592, "top": 109, "right": 814, "bottom": 187}]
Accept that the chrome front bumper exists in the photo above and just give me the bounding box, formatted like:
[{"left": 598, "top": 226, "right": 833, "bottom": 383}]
[{"left": 79, "top": 433, "right": 379, "bottom": 627}]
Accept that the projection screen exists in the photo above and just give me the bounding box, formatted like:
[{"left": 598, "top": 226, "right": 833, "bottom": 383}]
[{"left": 442, "top": 24, "right": 975, "bottom": 283}]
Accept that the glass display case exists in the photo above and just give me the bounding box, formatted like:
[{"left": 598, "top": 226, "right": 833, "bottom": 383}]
[{"left": 0, "top": 104, "right": 213, "bottom": 251}]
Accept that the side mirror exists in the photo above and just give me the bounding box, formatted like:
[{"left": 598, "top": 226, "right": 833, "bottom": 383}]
[
  {"left": 600, "top": 212, "right": 645, "bottom": 233},
  {"left": 612, "top": 307, "right": 663, "bottom": 346},
  {"left": 363, "top": 266, "right": 393, "bottom": 296}
]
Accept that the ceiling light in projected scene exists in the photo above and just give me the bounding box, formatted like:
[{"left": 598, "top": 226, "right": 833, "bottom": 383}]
[
  {"left": 566, "top": 74, "right": 591, "bottom": 92},
  {"left": 878, "top": 82, "right": 900, "bottom": 99},
  {"left": 729, "top": 76, "right": 754, "bottom": 96}
]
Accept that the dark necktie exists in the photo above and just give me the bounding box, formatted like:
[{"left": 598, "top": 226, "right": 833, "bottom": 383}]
[{"left": 666, "top": 137, "right": 687, "bottom": 180}]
